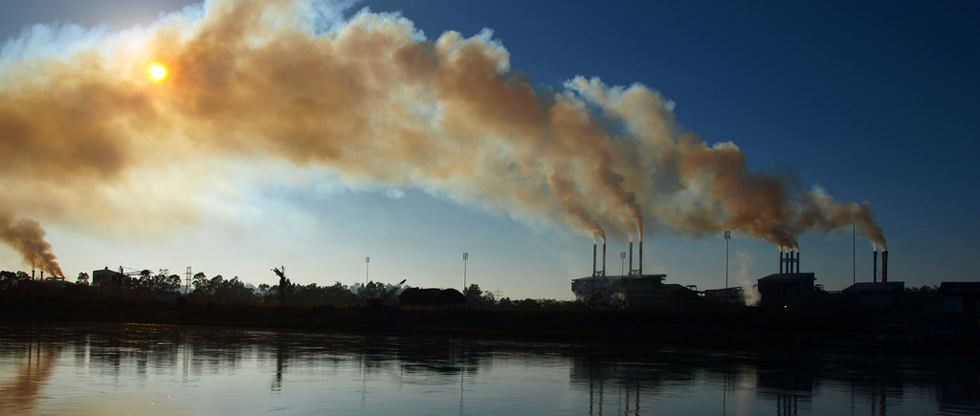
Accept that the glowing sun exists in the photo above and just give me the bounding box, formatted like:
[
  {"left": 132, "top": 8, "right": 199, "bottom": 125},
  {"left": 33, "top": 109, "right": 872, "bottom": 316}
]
[{"left": 149, "top": 64, "right": 167, "bottom": 80}]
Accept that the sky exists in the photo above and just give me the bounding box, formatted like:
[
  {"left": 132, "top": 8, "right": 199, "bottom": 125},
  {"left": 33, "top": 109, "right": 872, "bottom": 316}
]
[{"left": 0, "top": 0, "right": 977, "bottom": 300}]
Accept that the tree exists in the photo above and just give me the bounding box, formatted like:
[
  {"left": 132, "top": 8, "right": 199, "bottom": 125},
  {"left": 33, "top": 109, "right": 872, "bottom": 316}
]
[
  {"left": 463, "top": 284, "right": 483, "bottom": 306},
  {"left": 76, "top": 272, "right": 90, "bottom": 286},
  {"left": 359, "top": 281, "right": 388, "bottom": 304},
  {"left": 0, "top": 270, "right": 18, "bottom": 291},
  {"left": 157, "top": 274, "right": 181, "bottom": 294},
  {"left": 481, "top": 291, "right": 496, "bottom": 306},
  {"left": 192, "top": 272, "right": 209, "bottom": 294}
]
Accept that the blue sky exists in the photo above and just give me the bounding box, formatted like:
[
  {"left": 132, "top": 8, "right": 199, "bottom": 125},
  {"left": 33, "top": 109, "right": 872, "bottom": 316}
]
[{"left": 0, "top": 0, "right": 977, "bottom": 299}]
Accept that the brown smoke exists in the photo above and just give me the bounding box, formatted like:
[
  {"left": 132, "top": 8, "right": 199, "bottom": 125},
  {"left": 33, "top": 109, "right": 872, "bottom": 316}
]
[
  {"left": 0, "top": 0, "right": 885, "bottom": 263},
  {"left": 0, "top": 213, "right": 62, "bottom": 277}
]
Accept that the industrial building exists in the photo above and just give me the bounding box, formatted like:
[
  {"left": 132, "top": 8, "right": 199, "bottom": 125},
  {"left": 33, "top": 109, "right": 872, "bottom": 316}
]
[
  {"left": 570, "top": 240, "right": 693, "bottom": 305},
  {"left": 938, "top": 282, "right": 980, "bottom": 317},
  {"left": 840, "top": 248, "right": 904, "bottom": 309},
  {"left": 92, "top": 267, "right": 131, "bottom": 287},
  {"left": 756, "top": 248, "right": 815, "bottom": 308}
]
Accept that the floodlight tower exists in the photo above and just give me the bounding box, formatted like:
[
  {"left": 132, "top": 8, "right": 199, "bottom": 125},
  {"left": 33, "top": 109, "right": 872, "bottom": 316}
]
[
  {"left": 462, "top": 251, "right": 469, "bottom": 292},
  {"left": 724, "top": 231, "right": 731, "bottom": 292}
]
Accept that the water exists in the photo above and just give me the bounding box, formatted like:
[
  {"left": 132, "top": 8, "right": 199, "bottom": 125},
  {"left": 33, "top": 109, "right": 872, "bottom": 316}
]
[{"left": 0, "top": 322, "right": 977, "bottom": 415}]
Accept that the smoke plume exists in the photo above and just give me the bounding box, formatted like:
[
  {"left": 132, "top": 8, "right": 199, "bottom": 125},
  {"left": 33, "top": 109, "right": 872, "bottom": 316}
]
[
  {"left": 0, "top": 0, "right": 886, "bottom": 268},
  {"left": 0, "top": 213, "right": 62, "bottom": 277}
]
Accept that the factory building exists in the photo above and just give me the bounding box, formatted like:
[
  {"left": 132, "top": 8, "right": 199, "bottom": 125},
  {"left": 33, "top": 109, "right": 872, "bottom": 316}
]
[
  {"left": 570, "top": 240, "right": 693, "bottom": 305},
  {"left": 757, "top": 248, "right": 815, "bottom": 308},
  {"left": 92, "top": 267, "right": 131, "bottom": 287},
  {"left": 841, "top": 249, "right": 904, "bottom": 308}
]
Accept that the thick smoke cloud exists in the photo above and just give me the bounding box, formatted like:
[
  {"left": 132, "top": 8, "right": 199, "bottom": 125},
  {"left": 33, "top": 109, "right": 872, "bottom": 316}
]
[
  {"left": 0, "top": 213, "right": 62, "bottom": 276},
  {"left": 0, "top": 0, "right": 886, "bottom": 271}
]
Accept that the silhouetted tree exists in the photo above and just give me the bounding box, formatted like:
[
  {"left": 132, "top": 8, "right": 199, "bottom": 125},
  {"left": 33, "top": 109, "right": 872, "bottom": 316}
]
[
  {"left": 0, "top": 270, "right": 18, "bottom": 291},
  {"left": 192, "top": 272, "right": 208, "bottom": 293},
  {"left": 481, "top": 291, "right": 496, "bottom": 306},
  {"left": 323, "top": 282, "right": 359, "bottom": 304},
  {"left": 463, "top": 284, "right": 483, "bottom": 306},
  {"left": 359, "top": 281, "right": 387, "bottom": 304}
]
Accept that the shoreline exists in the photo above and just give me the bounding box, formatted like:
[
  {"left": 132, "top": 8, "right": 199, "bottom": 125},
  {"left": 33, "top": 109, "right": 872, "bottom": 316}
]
[{"left": 3, "top": 295, "right": 977, "bottom": 349}]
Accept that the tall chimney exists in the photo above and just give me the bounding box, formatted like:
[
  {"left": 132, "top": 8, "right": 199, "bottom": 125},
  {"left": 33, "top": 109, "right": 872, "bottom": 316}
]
[
  {"left": 628, "top": 242, "right": 634, "bottom": 276},
  {"left": 592, "top": 242, "right": 597, "bottom": 277},
  {"left": 638, "top": 240, "right": 643, "bottom": 276},
  {"left": 32, "top": 268, "right": 35, "bottom": 280},
  {"left": 40, "top": 270, "right": 44, "bottom": 280},
  {"left": 602, "top": 241, "right": 607, "bottom": 277},
  {"left": 872, "top": 249, "right": 878, "bottom": 284},
  {"left": 794, "top": 249, "right": 799, "bottom": 273},
  {"left": 881, "top": 250, "right": 888, "bottom": 283},
  {"left": 779, "top": 247, "right": 784, "bottom": 274}
]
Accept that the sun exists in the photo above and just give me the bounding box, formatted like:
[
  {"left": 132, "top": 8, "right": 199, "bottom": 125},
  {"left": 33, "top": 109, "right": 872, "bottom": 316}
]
[{"left": 148, "top": 63, "right": 167, "bottom": 81}]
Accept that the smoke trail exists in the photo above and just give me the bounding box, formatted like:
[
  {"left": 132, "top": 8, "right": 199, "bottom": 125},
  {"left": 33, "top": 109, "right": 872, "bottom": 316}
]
[
  {"left": 0, "top": 0, "right": 885, "bottom": 265},
  {"left": 733, "top": 251, "right": 761, "bottom": 306},
  {"left": 0, "top": 213, "right": 62, "bottom": 277}
]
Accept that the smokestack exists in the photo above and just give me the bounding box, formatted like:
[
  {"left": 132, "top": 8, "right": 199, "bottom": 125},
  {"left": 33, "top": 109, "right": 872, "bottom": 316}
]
[
  {"left": 779, "top": 247, "right": 784, "bottom": 274},
  {"left": 793, "top": 249, "right": 799, "bottom": 273},
  {"left": 592, "top": 242, "right": 597, "bottom": 277},
  {"left": 40, "top": 270, "right": 43, "bottom": 280},
  {"left": 628, "top": 241, "right": 633, "bottom": 276},
  {"left": 32, "top": 268, "right": 35, "bottom": 280},
  {"left": 638, "top": 240, "right": 643, "bottom": 276},
  {"left": 872, "top": 249, "right": 878, "bottom": 284},
  {"left": 881, "top": 250, "right": 888, "bottom": 283},
  {"left": 602, "top": 241, "right": 607, "bottom": 277}
]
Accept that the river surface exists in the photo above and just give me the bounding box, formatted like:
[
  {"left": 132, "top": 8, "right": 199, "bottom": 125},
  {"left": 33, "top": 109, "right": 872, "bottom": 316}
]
[{"left": 0, "top": 322, "right": 977, "bottom": 415}]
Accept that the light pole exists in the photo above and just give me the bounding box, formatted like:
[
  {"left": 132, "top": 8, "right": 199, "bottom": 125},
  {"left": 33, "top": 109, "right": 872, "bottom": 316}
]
[
  {"left": 724, "top": 231, "right": 731, "bottom": 301},
  {"left": 620, "top": 252, "right": 626, "bottom": 276},
  {"left": 462, "top": 251, "right": 469, "bottom": 292},
  {"left": 365, "top": 256, "right": 370, "bottom": 284}
]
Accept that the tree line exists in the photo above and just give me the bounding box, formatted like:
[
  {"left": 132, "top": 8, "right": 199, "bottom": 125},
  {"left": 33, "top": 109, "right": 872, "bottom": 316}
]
[{"left": 0, "top": 268, "right": 592, "bottom": 309}]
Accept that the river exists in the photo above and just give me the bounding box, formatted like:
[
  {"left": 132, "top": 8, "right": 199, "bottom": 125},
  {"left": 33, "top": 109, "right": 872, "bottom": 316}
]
[{"left": 0, "top": 322, "right": 976, "bottom": 415}]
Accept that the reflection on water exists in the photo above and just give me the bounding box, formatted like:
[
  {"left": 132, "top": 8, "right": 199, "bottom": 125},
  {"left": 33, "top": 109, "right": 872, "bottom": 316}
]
[{"left": 0, "top": 323, "right": 977, "bottom": 415}]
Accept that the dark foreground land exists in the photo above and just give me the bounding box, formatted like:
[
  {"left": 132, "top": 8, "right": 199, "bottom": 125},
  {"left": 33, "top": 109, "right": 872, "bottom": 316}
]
[{"left": 3, "top": 292, "right": 978, "bottom": 349}]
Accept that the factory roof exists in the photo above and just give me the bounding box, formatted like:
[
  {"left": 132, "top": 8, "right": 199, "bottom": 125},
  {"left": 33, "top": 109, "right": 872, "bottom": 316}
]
[{"left": 570, "top": 273, "right": 666, "bottom": 283}]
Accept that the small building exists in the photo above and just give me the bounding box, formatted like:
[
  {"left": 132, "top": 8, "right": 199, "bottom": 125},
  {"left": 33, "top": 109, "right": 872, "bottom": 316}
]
[
  {"left": 842, "top": 281, "right": 905, "bottom": 309},
  {"left": 757, "top": 273, "right": 815, "bottom": 308},
  {"left": 92, "top": 267, "right": 131, "bottom": 287},
  {"left": 938, "top": 282, "right": 980, "bottom": 317}
]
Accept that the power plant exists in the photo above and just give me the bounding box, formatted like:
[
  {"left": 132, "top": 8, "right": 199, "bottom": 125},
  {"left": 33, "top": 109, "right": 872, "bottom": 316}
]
[
  {"left": 570, "top": 239, "right": 692, "bottom": 305},
  {"left": 571, "top": 237, "right": 909, "bottom": 311}
]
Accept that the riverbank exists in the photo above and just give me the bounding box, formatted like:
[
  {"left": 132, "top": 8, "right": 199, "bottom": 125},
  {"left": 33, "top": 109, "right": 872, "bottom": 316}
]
[{"left": 4, "top": 293, "right": 975, "bottom": 348}]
